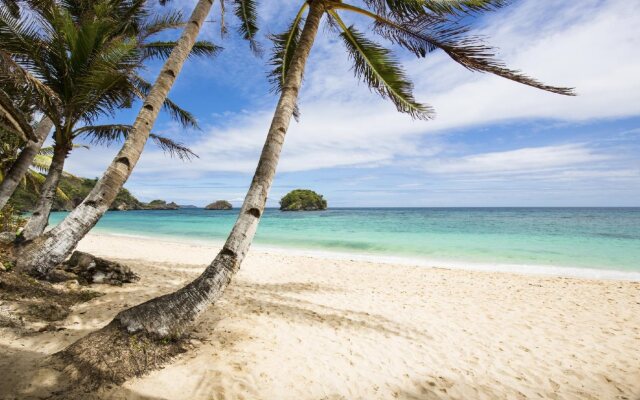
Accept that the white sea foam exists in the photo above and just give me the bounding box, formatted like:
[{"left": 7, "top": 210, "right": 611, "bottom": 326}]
[{"left": 89, "top": 231, "right": 640, "bottom": 281}]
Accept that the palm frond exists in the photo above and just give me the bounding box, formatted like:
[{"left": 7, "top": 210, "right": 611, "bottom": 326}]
[
  {"left": 73, "top": 124, "right": 131, "bottom": 145},
  {"left": 38, "top": 146, "right": 54, "bottom": 156},
  {"left": 31, "top": 153, "right": 51, "bottom": 173},
  {"left": 331, "top": 11, "right": 433, "bottom": 120},
  {"left": 0, "top": 4, "right": 43, "bottom": 55},
  {"left": 140, "top": 9, "right": 184, "bottom": 39},
  {"left": 268, "top": 2, "right": 307, "bottom": 119},
  {"left": 359, "top": 0, "right": 507, "bottom": 18},
  {"left": 149, "top": 134, "right": 198, "bottom": 161},
  {"left": 233, "top": 0, "right": 260, "bottom": 54},
  {"left": 74, "top": 124, "right": 197, "bottom": 160},
  {"left": 1, "top": 0, "right": 20, "bottom": 18},
  {"left": 371, "top": 13, "right": 575, "bottom": 95},
  {"left": 132, "top": 75, "right": 199, "bottom": 129},
  {"left": 56, "top": 185, "right": 70, "bottom": 202},
  {"left": 332, "top": 3, "right": 575, "bottom": 96},
  {"left": 141, "top": 40, "right": 222, "bottom": 61},
  {"left": 0, "top": 50, "right": 61, "bottom": 116},
  {"left": 0, "top": 88, "right": 36, "bottom": 141},
  {"left": 219, "top": 0, "right": 228, "bottom": 37}
]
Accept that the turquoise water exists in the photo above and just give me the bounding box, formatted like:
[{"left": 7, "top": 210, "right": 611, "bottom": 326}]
[{"left": 48, "top": 208, "right": 640, "bottom": 272}]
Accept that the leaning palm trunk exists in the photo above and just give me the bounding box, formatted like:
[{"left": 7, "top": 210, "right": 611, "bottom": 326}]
[
  {"left": 14, "top": 0, "right": 214, "bottom": 277},
  {"left": 0, "top": 116, "right": 53, "bottom": 210},
  {"left": 20, "top": 141, "right": 68, "bottom": 240},
  {"left": 114, "top": 1, "right": 325, "bottom": 337}
]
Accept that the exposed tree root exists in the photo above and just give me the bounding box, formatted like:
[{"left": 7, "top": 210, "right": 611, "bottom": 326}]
[
  {"left": 54, "top": 320, "right": 190, "bottom": 387},
  {"left": 0, "top": 270, "right": 101, "bottom": 325}
]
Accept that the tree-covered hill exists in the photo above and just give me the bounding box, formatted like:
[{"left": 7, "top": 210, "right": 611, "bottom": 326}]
[
  {"left": 10, "top": 174, "right": 143, "bottom": 212},
  {"left": 280, "top": 189, "right": 327, "bottom": 211}
]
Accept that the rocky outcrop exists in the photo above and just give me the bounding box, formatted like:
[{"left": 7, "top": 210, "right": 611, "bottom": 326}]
[
  {"left": 205, "top": 200, "right": 232, "bottom": 210},
  {"left": 144, "top": 200, "right": 179, "bottom": 210},
  {"left": 59, "top": 251, "right": 140, "bottom": 285}
]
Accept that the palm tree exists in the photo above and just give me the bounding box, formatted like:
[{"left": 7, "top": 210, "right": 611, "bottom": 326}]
[
  {"left": 1, "top": 141, "right": 80, "bottom": 203},
  {"left": 74, "top": 0, "right": 575, "bottom": 338},
  {"left": 0, "top": 0, "right": 218, "bottom": 240},
  {"left": 14, "top": 0, "right": 258, "bottom": 276},
  {"left": 0, "top": 77, "right": 55, "bottom": 210}
]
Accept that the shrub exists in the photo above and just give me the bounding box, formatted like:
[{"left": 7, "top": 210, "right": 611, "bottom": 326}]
[{"left": 0, "top": 203, "right": 26, "bottom": 234}]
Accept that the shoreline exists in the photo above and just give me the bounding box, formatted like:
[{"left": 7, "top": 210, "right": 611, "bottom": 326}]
[
  {"left": 3, "top": 231, "right": 639, "bottom": 399},
  {"left": 85, "top": 231, "right": 640, "bottom": 281}
]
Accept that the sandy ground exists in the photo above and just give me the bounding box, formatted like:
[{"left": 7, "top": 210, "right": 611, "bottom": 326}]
[{"left": 1, "top": 233, "right": 639, "bottom": 400}]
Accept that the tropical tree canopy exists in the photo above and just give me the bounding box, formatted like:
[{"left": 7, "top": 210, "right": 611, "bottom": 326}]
[
  {"left": 280, "top": 189, "right": 327, "bottom": 211},
  {"left": 0, "top": 0, "right": 221, "bottom": 156}
]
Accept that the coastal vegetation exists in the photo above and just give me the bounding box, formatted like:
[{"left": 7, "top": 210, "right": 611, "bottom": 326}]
[
  {"left": 1, "top": 0, "right": 210, "bottom": 240},
  {"left": 0, "top": 0, "right": 575, "bottom": 392},
  {"left": 280, "top": 189, "right": 327, "bottom": 211}
]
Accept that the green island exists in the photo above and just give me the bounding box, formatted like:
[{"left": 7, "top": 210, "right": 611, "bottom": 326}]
[
  {"left": 280, "top": 189, "right": 327, "bottom": 211},
  {"left": 205, "top": 200, "right": 233, "bottom": 210}
]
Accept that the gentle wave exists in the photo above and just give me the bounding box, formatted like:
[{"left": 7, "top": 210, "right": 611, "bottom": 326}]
[{"left": 48, "top": 207, "right": 640, "bottom": 274}]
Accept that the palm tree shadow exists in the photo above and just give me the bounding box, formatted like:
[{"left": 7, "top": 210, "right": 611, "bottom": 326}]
[{"left": 221, "top": 280, "right": 432, "bottom": 342}]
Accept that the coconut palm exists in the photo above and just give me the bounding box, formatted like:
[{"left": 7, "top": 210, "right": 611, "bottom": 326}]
[
  {"left": 69, "top": 0, "right": 574, "bottom": 339},
  {"left": 14, "top": 0, "right": 258, "bottom": 276},
  {"left": 0, "top": 77, "right": 55, "bottom": 211},
  {"left": 0, "top": 0, "right": 219, "bottom": 240},
  {"left": 0, "top": 140, "right": 79, "bottom": 204}
]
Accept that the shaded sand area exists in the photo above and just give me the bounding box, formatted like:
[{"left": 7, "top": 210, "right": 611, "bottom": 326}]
[{"left": 1, "top": 233, "right": 639, "bottom": 399}]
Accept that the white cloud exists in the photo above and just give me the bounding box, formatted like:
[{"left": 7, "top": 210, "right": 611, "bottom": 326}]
[
  {"left": 61, "top": 0, "right": 640, "bottom": 205},
  {"left": 131, "top": 0, "right": 640, "bottom": 175},
  {"left": 424, "top": 144, "right": 610, "bottom": 175}
]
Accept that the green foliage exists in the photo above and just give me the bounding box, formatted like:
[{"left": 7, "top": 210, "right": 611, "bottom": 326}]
[
  {"left": 10, "top": 174, "right": 143, "bottom": 212},
  {"left": 267, "top": 0, "right": 573, "bottom": 122},
  {"left": 233, "top": 0, "right": 260, "bottom": 54},
  {"left": 279, "top": 189, "right": 327, "bottom": 211},
  {"left": 0, "top": 202, "right": 25, "bottom": 233},
  {"left": 0, "top": 0, "right": 216, "bottom": 160},
  {"left": 334, "top": 15, "right": 433, "bottom": 119}
]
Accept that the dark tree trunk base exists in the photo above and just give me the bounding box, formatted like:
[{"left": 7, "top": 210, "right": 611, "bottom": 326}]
[{"left": 54, "top": 320, "right": 191, "bottom": 387}]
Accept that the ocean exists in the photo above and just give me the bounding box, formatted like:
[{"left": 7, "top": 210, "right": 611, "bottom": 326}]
[{"left": 49, "top": 207, "right": 640, "bottom": 276}]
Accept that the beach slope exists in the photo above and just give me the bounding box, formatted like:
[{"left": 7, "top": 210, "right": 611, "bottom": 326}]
[{"left": 1, "top": 233, "right": 639, "bottom": 399}]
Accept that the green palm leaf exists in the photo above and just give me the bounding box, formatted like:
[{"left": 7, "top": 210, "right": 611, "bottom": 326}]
[
  {"left": 0, "top": 88, "right": 35, "bottom": 141},
  {"left": 332, "top": 3, "right": 575, "bottom": 96},
  {"left": 149, "top": 134, "right": 198, "bottom": 161},
  {"left": 361, "top": 0, "right": 507, "bottom": 18},
  {"left": 132, "top": 75, "right": 199, "bottom": 129},
  {"left": 1, "top": 0, "right": 20, "bottom": 18},
  {"left": 233, "top": 0, "right": 260, "bottom": 54},
  {"left": 141, "top": 40, "right": 222, "bottom": 61},
  {"left": 74, "top": 124, "right": 198, "bottom": 160},
  {"left": 268, "top": 3, "right": 306, "bottom": 94},
  {"left": 373, "top": 14, "right": 575, "bottom": 95},
  {"left": 331, "top": 11, "right": 433, "bottom": 120},
  {"left": 30, "top": 153, "right": 51, "bottom": 173},
  {"left": 139, "top": 9, "right": 184, "bottom": 39},
  {"left": 268, "top": 2, "right": 307, "bottom": 119}
]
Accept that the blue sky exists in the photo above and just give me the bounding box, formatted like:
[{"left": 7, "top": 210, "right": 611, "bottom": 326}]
[{"left": 63, "top": 0, "right": 640, "bottom": 207}]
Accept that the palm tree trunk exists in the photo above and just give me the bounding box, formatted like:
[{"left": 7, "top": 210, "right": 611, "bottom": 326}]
[
  {"left": 20, "top": 140, "right": 69, "bottom": 240},
  {"left": 114, "top": 1, "right": 325, "bottom": 337},
  {"left": 13, "top": 0, "right": 215, "bottom": 277},
  {"left": 0, "top": 116, "right": 53, "bottom": 210}
]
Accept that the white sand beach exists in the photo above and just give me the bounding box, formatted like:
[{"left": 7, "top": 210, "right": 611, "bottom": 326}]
[{"left": 1, "top": 233, "right": 639, "bottom": 399}]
